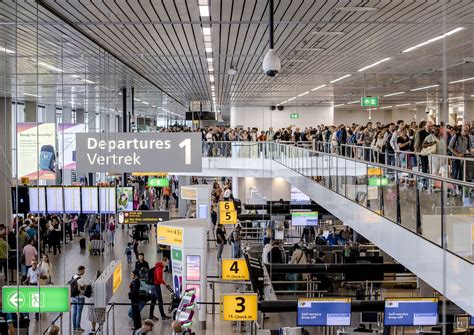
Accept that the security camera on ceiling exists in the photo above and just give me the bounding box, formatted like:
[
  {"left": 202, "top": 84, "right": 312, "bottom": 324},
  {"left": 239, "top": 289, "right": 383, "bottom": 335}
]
[{"left": 262, "top": 0, "right": 280, "bottom": 77}]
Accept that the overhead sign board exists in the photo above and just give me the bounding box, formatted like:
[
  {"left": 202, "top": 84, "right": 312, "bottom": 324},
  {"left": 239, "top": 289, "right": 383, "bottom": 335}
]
[
  {"left": 2, "top": 286, "right": 70, "bottom": 313},
  {"left": 181, "top": 186, "right": 198, "bottom": 200},
  {"left": 148, "top": 177, "right": 169, "bottom": 188},
  {"left": 157, "top": 225, "right": 184, "bottom": 247},
  {"left": 297, "top": 298, "right": 351, "bottom": 326},
  {"left": 76, "top": 133, "right": 202, "bottom": 173},
  {"left": 219, "top": 201, "right": 235, "bottom": 212},
  {"left": 221, "top": 293, "right": 258, "bottom": 321},
  {"left": 384, "top": 298, "right": 438, "bottom": 326},
  {"left": 368, "top": 167, "right": 383, "bottom": 176},
  {"left": 221, "top": 259, "right": 250, "bottom": 281},
  {"left": 117, "top": 210, "right": 170, "bottom": 224},
  {"left": 361, "top": 97, "right": 379, "bottom": 107}
]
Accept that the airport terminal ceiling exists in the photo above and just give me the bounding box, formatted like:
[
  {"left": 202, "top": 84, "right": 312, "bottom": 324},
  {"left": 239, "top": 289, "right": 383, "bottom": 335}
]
[{"left": 1, "top": 1, "right": 474, "bottom": 115}]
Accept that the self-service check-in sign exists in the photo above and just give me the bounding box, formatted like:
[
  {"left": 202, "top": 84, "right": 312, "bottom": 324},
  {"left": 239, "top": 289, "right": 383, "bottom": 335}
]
[
  {"left": 76, "top": 133, "right": 202, "bottom": 173},
  {"left": 2, "top": 286, "right": 69, "bottom": 313},
  {"left": 219, "top": 201, "right": 238, "bottom": 225},
  {"left": 221, "top": 259, "right": 250, "bottom": 281}
]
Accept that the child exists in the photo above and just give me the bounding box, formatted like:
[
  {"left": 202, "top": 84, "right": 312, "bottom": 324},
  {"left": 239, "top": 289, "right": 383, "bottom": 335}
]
[{"left": 125, "top": 243, "right": 133, "bottom": 264}]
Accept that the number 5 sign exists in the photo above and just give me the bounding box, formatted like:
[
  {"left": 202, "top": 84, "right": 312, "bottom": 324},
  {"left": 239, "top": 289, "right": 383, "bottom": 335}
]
[
  {"left": 221, "top": 294, "right": 258, "bottom": 321},
  {"left": 221, "top": 259, "right": 250, "bottom": 280}
]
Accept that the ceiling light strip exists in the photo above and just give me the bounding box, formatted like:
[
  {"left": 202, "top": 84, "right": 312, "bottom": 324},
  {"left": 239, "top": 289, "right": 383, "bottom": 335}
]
[
  {"left": 330, "top": 74, "right": 351, "bottom": 83},
  {"left": 410, "top": 84, "right": 439, "bottom": 91},
  {"left": 357, "top": 57, "right": 391, "bottom": 72},
  {"left": 402, "top": 27, "right": 465, "bottom": 53},
  {"left": 384, "top": 91, "right": 405, "bottom": 97}
]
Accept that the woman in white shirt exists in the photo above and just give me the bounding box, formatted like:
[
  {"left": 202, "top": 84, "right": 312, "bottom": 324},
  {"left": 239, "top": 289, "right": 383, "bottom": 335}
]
[{"left": 38, "top": 254, "right": 53, "bottom": 285}]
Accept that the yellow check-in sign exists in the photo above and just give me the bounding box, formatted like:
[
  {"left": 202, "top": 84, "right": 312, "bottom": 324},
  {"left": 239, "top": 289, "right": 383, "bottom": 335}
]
[
  {"left": 221, "top": 259, "right": 250, "bottom": 281},
  {"left": 219, "top": 201, "right": 235, "bottom": 212},
  {"left": 220, "top": 294, "right": 258, "bottom": 321},
  {"left": 157, "top": 226, "right": 183, "bottom": 247},
  {"left": 220, "top": 210, "right": 238, "bottom": 225}
]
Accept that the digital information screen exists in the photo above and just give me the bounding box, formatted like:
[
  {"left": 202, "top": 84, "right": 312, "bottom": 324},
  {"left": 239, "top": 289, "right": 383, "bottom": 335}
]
[
  {"left": 384, "top": 298, "right": 438, "bottom": 326},
  {"left": 29, "top": 187, "right": 46, "bottom": 213},
  {"left": 46, "top": 187, "right": 64, "bottom": 213},
  {"left": 81, "top": 187, "right": 99, "bottom": 214},
  {"left": 99, "top": 187, "right": 116, "bottom": 213},
  {"left": 198, "top": 204, "right": 208, "bottom": 219},
  {"left": 291, "top": 211, "right": 319, "bottom": 226},
  {"left": 116, "top": 187, "right": 134, "bottom": 211},
  {"left": 186, "top": 255, "right": 201, "bottom": 281},
  {"left": 297, "top": 298, "right": 351, "bottom": 326},
  {"left": 64, "top": 187, "right": 81, "bottom": 213}
]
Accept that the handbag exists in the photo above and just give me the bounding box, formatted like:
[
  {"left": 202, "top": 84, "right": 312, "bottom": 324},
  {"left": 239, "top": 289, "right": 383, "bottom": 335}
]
[{"left": 420, "top": 143, "right": 437, "bottom": 156}]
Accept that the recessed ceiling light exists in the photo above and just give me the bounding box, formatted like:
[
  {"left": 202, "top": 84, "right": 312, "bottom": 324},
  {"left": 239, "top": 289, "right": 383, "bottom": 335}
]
[
  {"left": 205, "top": 48, "right": 212, "bottom": 53},
  {"left": 134, "top": 98, "right": 141, "bottom": 102},
  {"left": 402, "top": 27, "right": 465, "bottom": 53},
  {"left": 142, "top": 101, "right": 149, "bottom": 105},
  {"left": 449, "top": 77, "right": 474, "bottom": 84},
  {"left": 357, "top": 57, "right": 391, "bottom": 72},
  {"left": 410, "top": 84, "right": 439, "bottom": 91},
  {"left": 330, "top": 74, "right": 351, "bottom": 83},
  {"left": 280, "top": 100, "right": 288, "bottom": 104},
  {"left": 209, "top": 75, "right": 215, "bottom": 82},
  {"left": 199, "top": 5, "right": 209, "bottom": 16},
  {"left": 384, "top": 91, "right": 405, "bottom": 97},
  {"left": 202, "top": 27, "right": 211, "bottom": 36},
  {"left": 72, "top": 75, "right": 81, "bottom": 79},
  {"left": 0, "top": 46, "right": 15, "bottom": 54},
  {"left": 311, "top": 31, "right": 345, "bottom": 36},
  {"left": 335, "top": 6, "right": 377, "bottom": 12},
  {"left": 24, "top": 93, "right": 41, "bottom": 98},
  {"left": 311, "top": 84, "right": 327, "bottom": 91},
  {"left": 448, "top": 96, "right": 464, "bottom": 100},
  {"left": 207, "top": 57, "right": 213, "bottom": 63},
  {"left": 203, "top": 35, "right": 211, "bottom": 42}
]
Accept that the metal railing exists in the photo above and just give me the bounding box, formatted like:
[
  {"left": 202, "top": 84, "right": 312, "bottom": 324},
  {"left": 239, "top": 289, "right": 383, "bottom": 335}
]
[
  {"left": 202, "top": 141, "right": 474, "bottom": 264},
  {"left": 313, "top": 140, "right": 474, "bottom": 183}
]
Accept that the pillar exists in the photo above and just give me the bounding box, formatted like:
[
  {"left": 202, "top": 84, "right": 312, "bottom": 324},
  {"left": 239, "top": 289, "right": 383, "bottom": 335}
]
[
  {"left": 177, "top": 176, "right": 189, "bottom": 218},
  {"left": 44, "top": 104, "right": 56, "bottom": 123},
  {"left": 24, "top": 100, "right": 37, "bottom": 122},
  {"left": 464, "top": 97, "right": 474, "bottom": 125},
  {"left": 0, "top": 98, "right": 12, "bottom": 226},
  {"left": 439, "top": 101, "right": 449, "bottom": 126}
]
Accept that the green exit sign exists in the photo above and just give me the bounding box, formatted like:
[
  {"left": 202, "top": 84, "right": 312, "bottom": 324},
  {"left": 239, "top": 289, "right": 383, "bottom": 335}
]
[
  {"left": 361, "top": 97, "right": 379, "bottom": 107},
  {"left": 2, "top": 286, "right": 70, "bottom": 313},
  {"left": 148, "top": 177, "right": 169, "bottom": 188},
  {"left": 368, "top": 177, "right": 389, "bottom": 187},
  {"left": 290, "top": 113, "right": 300, "bottom": 119}
]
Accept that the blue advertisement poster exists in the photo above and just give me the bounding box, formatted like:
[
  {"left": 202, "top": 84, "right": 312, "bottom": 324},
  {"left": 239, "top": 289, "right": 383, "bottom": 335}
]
[
  {"left": 297, "top": 298, "right": 351, "bottom": 326},
  {"left": 470, "top": 316, "right": 474, "bottom": 326},
  {"left": 384, "top": 298, "right": 438, "bottom": 326}
]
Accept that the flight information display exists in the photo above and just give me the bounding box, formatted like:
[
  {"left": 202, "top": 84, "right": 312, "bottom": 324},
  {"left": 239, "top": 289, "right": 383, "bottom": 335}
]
[
  {"left": 29, "top": 187, "right": 46, "bottom": 213},
  {"left": 384, "top": 298, "right": 438, "bottom": 326},
  {"left": 46, "top": 187, "right": 64, "bottom": 213},
  {"left": 297, "top": 298, "right": 351, "bottom": 326},
  {"left": 64, "top": 187, "right": 81, "bottom": 213},
  {"left": 291, "top": 211, "right": 319, "bottom": 226},
  {"left": 81, "top": 187, "right": 99, "bottom": 213},
  {"left": 99, "top": 187, "right": 116, "bottom": 213}
]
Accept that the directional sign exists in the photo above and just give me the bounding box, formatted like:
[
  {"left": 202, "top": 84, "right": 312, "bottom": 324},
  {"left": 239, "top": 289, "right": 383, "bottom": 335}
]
[
  {"left": 117, "top": 210, "right": 170, "bottom": 224},
  {"left": 361, "top": 97, "right": 379, "bottom": 107},
  {"left": 2, "top": 286, "right": 69, "bottom": 313},
  {"left": 148, "top": 177, "right": 169, "bottom": 188},
  {"left": 219, "top": 210, "right": 238, "bottom": 225},
  {"left": 221, "top": 294, "right": 258, "bottom": 321},
  {"left": 290, "top": 113, "right": 300, "bottom": 119},
  {"left": 221, "top": 259, "right": 250, "bottom": 281},
  {"left": 157, "top": 225, "right": 184, "bottom": 247}
]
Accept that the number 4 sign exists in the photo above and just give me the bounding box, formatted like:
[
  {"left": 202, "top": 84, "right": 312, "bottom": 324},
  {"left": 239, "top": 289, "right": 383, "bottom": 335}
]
[
  {"left": 221, "top": 259, "right": 250, "bottom": 281},
  {"left": 221, "top": 293, "right": 258, "bottom": 321}
]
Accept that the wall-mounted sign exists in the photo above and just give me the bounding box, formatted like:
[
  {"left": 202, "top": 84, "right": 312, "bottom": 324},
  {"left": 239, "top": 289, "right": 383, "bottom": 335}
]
[
  {"left": 221, "top": 259, "right": 250, "bottom": 281},
  {"left": 112, "top": 262, "right": 122, "bottom": 294},
  {"left": 157, "top": 226, "right": 183, "bottom": 246},
  {"left": 221, "top": 293, "right": 258, "bottom": 321},
  {"left": 117, "top": 210, "right": 170, "bottom": 224},
  {"left": 76, "top": 133, "right": 202, "bottom": 173},
  {"left": 181, "top": 186, "right": 197, "bottom": 200},
  {"left": 148, "top": 177, "right": 169, "bottom": 188}
]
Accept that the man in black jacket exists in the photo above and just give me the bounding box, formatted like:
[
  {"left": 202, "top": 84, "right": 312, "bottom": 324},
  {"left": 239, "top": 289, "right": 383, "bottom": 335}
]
[{"left": 129, "top": 270, "right": 142, "bottom": 330}]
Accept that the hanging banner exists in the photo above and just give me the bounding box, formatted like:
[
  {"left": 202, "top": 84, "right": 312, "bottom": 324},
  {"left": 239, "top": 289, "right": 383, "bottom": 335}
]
[
  {"left": 58, "top": 123, "right": 86, "bottom": 170},
  {"left": 17, "top": 123, "right": 56, "bottom": 180}
]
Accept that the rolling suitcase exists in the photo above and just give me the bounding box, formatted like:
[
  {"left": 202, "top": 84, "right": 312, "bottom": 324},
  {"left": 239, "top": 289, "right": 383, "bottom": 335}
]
[{"left": 79, "top": 237, "right": 86, "bottom": 250}]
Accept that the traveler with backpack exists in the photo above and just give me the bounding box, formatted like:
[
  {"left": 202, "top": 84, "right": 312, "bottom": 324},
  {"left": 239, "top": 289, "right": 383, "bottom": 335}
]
[
  {"left": 129, "top": 270, "right": 142, "bottom": 330},
  {"left": 69, "top": 265, "right": 87, "bottom": 332},
  {"left": 134, "top": 253, "right": 150, "bottom": 275},
  {"left": 149, "top": 258, "right": 171, "bottom": 321},
  {"left": 228, "top": 225, "right": 242, "bottom": 258}
]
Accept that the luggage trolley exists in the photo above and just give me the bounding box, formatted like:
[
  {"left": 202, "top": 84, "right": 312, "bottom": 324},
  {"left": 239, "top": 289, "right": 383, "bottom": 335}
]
[{"left": 170, "top": 288, "right": 197, "bottom": 335}]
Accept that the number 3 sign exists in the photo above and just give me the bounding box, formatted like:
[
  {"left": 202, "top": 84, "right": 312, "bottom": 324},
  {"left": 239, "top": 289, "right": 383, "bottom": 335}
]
[{"left": 220, "top": 294, "right": 258, "bottom": 321}]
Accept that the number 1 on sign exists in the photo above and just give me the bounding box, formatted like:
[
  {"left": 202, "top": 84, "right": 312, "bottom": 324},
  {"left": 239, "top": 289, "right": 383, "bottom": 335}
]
[{"left": 179, "top": 138, "right": 191, "bottom": 165}]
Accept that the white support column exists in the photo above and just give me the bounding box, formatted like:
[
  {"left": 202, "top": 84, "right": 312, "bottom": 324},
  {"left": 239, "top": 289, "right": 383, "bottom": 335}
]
[{"left": 0, "top": 98, "right": 12, "bottom": 226}]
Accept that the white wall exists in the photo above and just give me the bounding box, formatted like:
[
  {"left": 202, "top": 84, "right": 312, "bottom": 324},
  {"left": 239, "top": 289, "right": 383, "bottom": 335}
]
[
  {"left": 334, "top": 108, "right": 420, "bottom": 125},
  {"left": 230, "top": 106, "right": 334, "bottom": 130},
  {"left": 237, "top": 177, "right": 290, "bottom": 203}
]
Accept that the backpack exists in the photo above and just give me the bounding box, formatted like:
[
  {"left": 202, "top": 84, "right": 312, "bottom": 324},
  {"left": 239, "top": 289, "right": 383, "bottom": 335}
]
[
  {"left": 68, "top": 275, "right": 80, "bottom": 297},
  {"left": 146, "top": 266, "right": 156, "bottom": 285}
]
